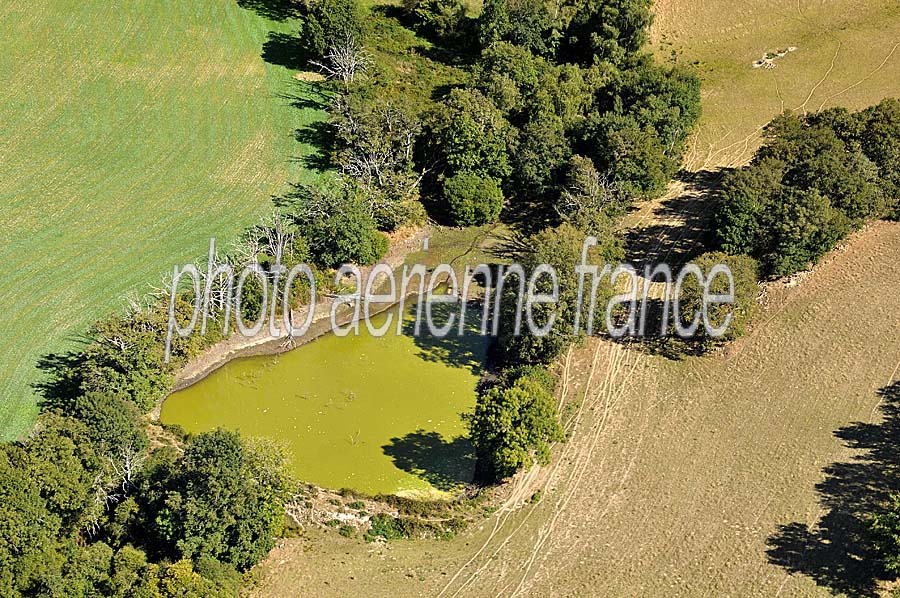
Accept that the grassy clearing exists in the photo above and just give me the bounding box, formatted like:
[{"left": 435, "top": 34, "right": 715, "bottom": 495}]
[
  {"left": 0, "top": 1, "right": 325, "bottom": 439},
  {"left": 651, "top": 0, "right": 900, "bottom": 169}
]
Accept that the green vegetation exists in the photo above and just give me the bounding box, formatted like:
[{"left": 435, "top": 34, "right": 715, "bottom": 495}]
[
  {"left": 283, "top": 182, "right": 390, "bottom": 267},
  {"left": 467, "top": 367, "right": 564, "bottom": 481},
  {"left": 676, "top": 252, "right": 759, "bottom": 346},
  {"left": 443, "top": 173, "right": 505, "bottom": 225},
  {"left": 137, "top": 431, "right": 292, "bottom": 571},
  {"left": 0, "top": 411, "right": 290, "bottom": 595},
  {"left": 299, "top": 0, "right": 364, "bottom": 58},
  {"left": 872, "top": 494, "right": 900, "bottom": 575},
  {"left": 364, "top": 511, "right": 467, "bottom": 542},
  {"left": 495, "top": 221, "right": 622, "bottom": 366},
  {"left": 715, "top": 100, "right": 900, "bottom": 277},
  {"left": 0, "top": 0, "right": 326, "bottom": 439}
]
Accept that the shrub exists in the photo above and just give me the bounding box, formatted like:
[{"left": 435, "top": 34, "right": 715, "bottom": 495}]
[
  {"left": 467, "top": 368, "right": 564, "bottom": 483},
  {"left": 677, "top": 252, "right": 759, "bottom": 345},
  {"left": 427, "top": 88, "right": 515, "bottom": 182},
  {"left": 138, "top": 430, "right": 293, "bottom": 572},
  {"left": 871, "top": 494, "right": 900, "bottom": 573},
  {"left": 407, "top": 0, "right": 468, "bottom": 41},
  {"left": 443, "top": 172, "right": 504, "bottom": 225},
  {"left": 365, "top": 513, "right": 405, "bottom": 541},
  {"left": 301, "top": 0, "right": 363, "bottom": 59},
  {"left": 287, "top": 182, "right": 390, "bottom": 268}
]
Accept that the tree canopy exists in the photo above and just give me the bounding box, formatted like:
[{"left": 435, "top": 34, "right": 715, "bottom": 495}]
[{"left": 715, "top": 101, "right": 900, "bottom": 277}]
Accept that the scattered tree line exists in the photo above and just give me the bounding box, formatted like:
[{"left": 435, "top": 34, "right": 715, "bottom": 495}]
[
  {"left": 715, "top": 99, "right": 900, "bottom": 277},
  {"left": 293, "top": 0, "right": 700, "bottom": 261}
]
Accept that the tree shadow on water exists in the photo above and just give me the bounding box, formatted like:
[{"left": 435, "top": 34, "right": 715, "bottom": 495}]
[
  {"left": 382, "top": 430, "right": 475, "bottom": 491},
  {"left": 401, "top": 300, "right": 489, "bottom": 375},
  {"left": 766, "top": 382, "right": 900, "bottom": 597}
]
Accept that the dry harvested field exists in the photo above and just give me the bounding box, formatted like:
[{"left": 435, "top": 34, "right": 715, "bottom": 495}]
[
  {"left": 652, "top": 0, "right": 900, "bottom": 170},
  {"left": 252, "top": 223, "right": 900, "bottom": 598},
  {"left": 249, "top": 2, "right": 900, "bottom": 595}
]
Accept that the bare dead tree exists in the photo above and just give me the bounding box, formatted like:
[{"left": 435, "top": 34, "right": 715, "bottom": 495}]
[
  {"left": 101, "top": 334, "right": 130, "bottom": 353},
  {"left": 84, "top": 444, "right": 147, "bottom": 537},
  {"left": 255, "top": 209, "right": 296, "bottom": 262},
  {"left": 196, "top": 245, "right": 234, "bottom": 319},
  {"left": 120, "top": 290, "right": 146, "bottom": 317},
  {"left": 146, "top": 270, "right": 174, "bottom": 304},
  {"left": 558, "top": 157, "right": 625, "bottom": 218},
  {"left": 107, "top": 443, "right": 147, "bottom": 494},
  {"left": 232, "top": 227, "right": 265, "bottom": 267},
  {"left": 311, "top": 33, "right": 373, "bottom": 87}
]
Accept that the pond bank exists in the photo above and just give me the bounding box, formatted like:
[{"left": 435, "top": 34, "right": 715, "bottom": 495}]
[
  {"left": 151, "top": 226, "right": 428, "bottom": 419},
  {"left": 155, "top": 226, "right": 500, "bottom": 496}
]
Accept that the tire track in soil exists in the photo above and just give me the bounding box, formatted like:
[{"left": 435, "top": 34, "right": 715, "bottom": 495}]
[
  {"left": 442, "top": 342, "right": 608, "bottom": 598},
  {"left": 502, "top": 159, "right": 724, "bottom": 594},
  {"left": 491, "top": 175, "right": 708, "bottom": 595},
  {"left": 816, "top": 40, "right": 900, "bottom": 111},
  {"left": 509, "top": 344, "right": 642, "bottom": 597},
  {"left": 437, "top": 346, "right": 581, "bottom": 597}
]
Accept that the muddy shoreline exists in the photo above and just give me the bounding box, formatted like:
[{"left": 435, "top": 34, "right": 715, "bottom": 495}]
[{"left": 151, "top": 227, "right": 429, "bottom": 419}]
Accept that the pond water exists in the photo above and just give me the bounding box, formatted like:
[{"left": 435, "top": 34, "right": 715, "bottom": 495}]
[{"left": 160, "top": 303, "right": 488, "bottom": 496}]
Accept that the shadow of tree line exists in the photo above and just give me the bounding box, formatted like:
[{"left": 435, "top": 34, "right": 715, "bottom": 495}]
[
  {"left": 607, "top": 168, "right": 733, "bottom": 361},
  {"left": 623, "top": 168, "right": 727, "bottom": 271},
  {"left": 766, "top": 382, "right": 900, "bottom": 597},
  {"left": 237, "top": 0, "right": 300, "bottom": 21},
  {"left": 32, "top": 349, "right": 88, "bottom": 413}
]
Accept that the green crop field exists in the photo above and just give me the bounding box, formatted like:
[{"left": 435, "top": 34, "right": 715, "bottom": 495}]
[{"left": 0, "top": 1, "right": 325, "bottom": 439}]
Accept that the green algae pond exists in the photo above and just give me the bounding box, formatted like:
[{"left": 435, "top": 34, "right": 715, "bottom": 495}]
[{"left": 160, "top": 303, "right": 488, "bottom": 496}]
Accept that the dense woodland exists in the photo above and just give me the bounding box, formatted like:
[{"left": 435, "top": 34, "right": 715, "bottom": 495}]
[{"left": 5, "top": 0, "right": 900, "bottom": 595}]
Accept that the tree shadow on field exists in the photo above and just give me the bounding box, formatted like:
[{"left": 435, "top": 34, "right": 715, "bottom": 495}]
[
  {"left": 261, "top": 31, "right": 313, "bottom": 70},
  {"left": 291, "top": 120, "right": 335, "bottom": 171},
  {"left": 32, "top": 350, "right": 88, "bottom": 414},
  {"left": 766, "top": 382, "right": 900, "bottom": 597},
  {"left": 382, "top": 430, "right": 475, "bottom": 490},
  {"left": 401, "top": 299, "right": 489, "bottom": 375},
  {"left": 237, "top": 0, "right": 300, "bottom": 21},
  {"left": 624, "top": 169, "right": 730, "bottom": 270},
  {"left": 277, "top": 84, "right": 331, "bottom": 112}
]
